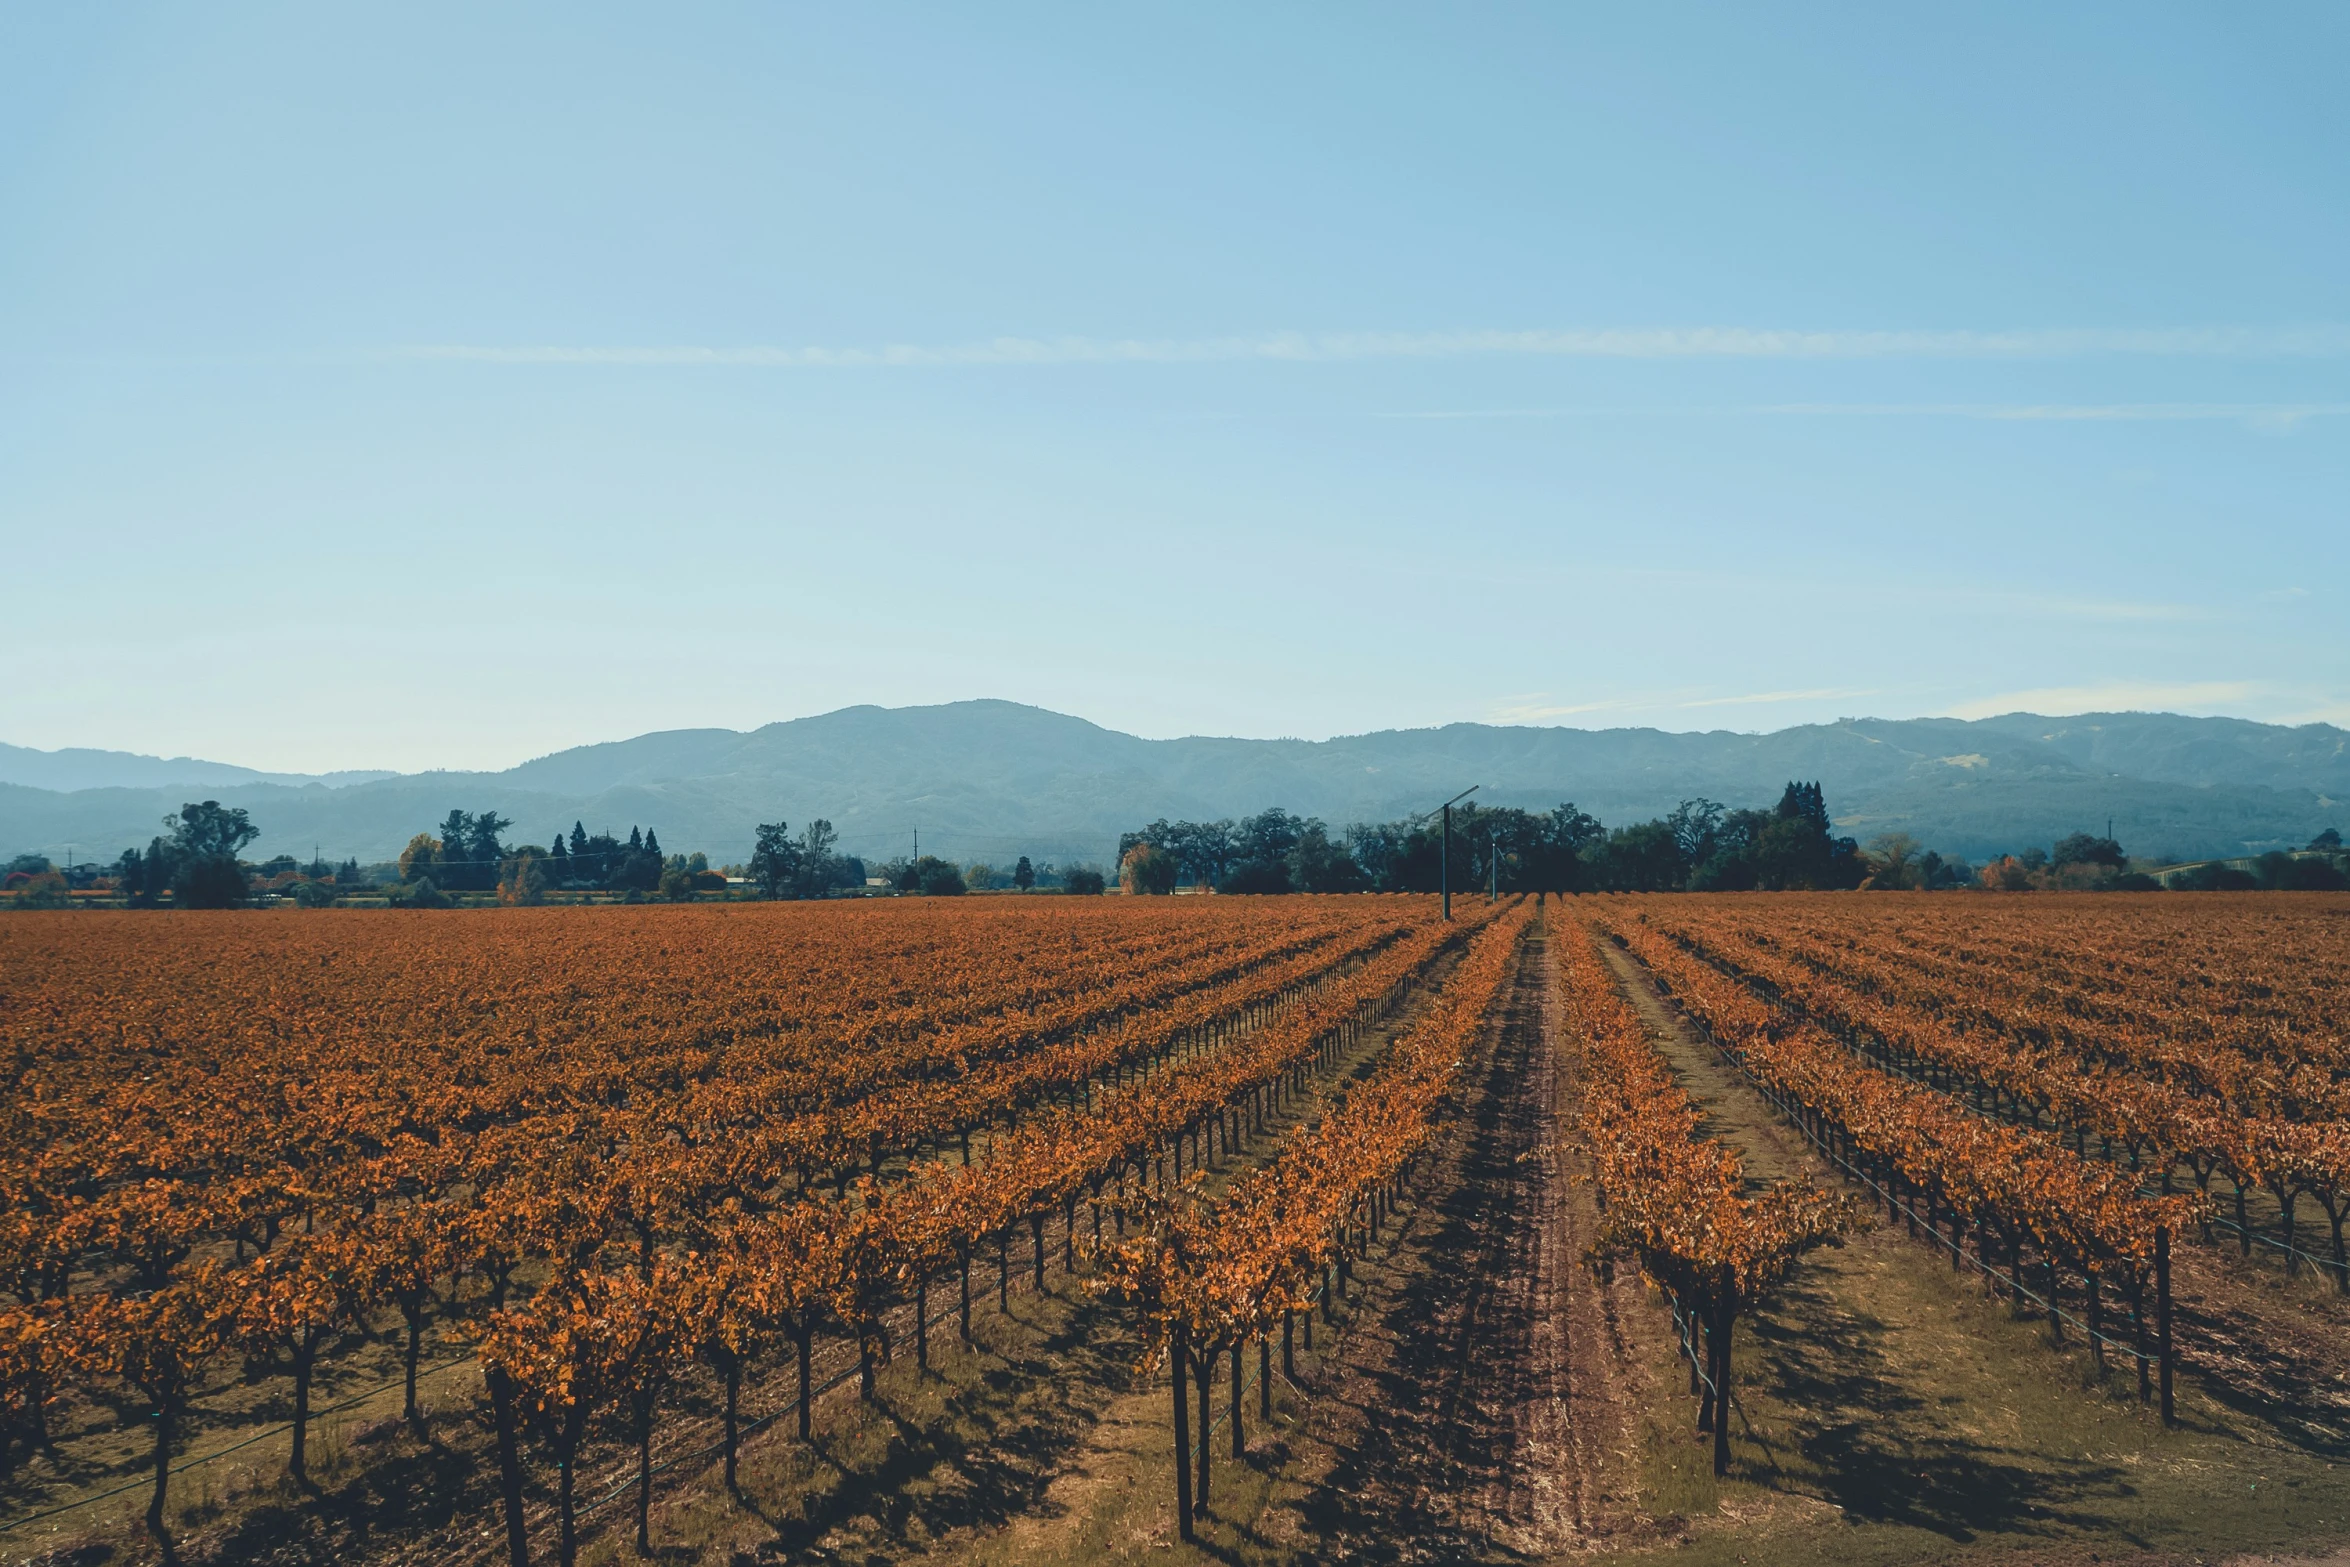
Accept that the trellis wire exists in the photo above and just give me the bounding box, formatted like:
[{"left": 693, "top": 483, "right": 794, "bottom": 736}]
[{"left": 1734, "top": 1056, "right": 2156, "bottom": 1366}]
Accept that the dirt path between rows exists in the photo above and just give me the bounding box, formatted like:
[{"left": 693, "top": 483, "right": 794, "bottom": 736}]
[
  {"left": 1599, "top": 940, "right": 1811, "bottom": 1185},
  {"left": 1284, "top": 919, "right": 1653, "bottom": 1561}
]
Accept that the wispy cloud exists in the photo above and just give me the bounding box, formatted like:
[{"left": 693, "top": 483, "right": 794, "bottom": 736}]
[
  {"left": 396, "top": 325, "right": 2350, "bottom": 369},
  {"left": 1382, "top": 402, "right": 2350, "bottom": 429},
  {"left": 1485, "top": 696, "right": 1644, "bottom": 723},
  {"left": 1994, "top": 594, "right": 2215, "bottom": 624},
  {"left": 1767, "top": 402, "right": 2350, "bottom": 430},
  {"left": 1675, "top": 687, "right": 1875, "bottom": 709},
  {"left": 1944, "top": 680, "right": 2257, "bottom": 721}
]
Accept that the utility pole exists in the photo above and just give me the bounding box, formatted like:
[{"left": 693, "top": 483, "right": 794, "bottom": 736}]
[
  {"left": 1427, "top": 787, "right": 1479, "bottom": 920},
  {"left": 1489, "top": 828, "right": 1498, "bottom": 903}
]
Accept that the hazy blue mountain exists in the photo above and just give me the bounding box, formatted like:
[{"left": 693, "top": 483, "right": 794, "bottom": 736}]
[
  {"left": 3, "top": 702, "right": 2342, "bottom": 868},
  {"left": 0, "top": 741, "right": 397, "bottom": 794}
]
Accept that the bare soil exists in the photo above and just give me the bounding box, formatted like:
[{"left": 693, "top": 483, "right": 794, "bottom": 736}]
[{"left": 1269, "top": 920, "right": 1659, "bottom": 1561}]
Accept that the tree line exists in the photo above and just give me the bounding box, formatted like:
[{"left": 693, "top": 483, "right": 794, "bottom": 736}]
[
  {"left": 1116, "top": 781, "right": 1871, "bottom": 895},
  {"left": 22, "top": 789, "right": 2342, "bottom": 909}
]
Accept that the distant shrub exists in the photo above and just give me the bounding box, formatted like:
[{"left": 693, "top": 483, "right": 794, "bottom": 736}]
[
  {"left": 389, "top": 877, "right": 453, "bottom": 910},
  {"left": 2169, "top": 863, "right": 2257, "bottom": 892},
  {"left": 1062, "top": 868, "right": 1106, "bottom": 896}
]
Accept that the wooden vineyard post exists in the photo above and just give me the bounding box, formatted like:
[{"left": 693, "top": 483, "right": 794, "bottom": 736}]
[
  {"left": 2157, "top": 1226, "right": 2175, "bottom": 1426},
  {"left": 1260, "top": 1334, "right": 1272, "bottom": 1419},
  {"left": 1171, "top": 1325, "right": 1194, "bottom": 1541}
]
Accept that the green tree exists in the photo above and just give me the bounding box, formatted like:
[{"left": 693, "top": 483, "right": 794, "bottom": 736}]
[
  {"left": 913, "top": 856, "right": 966, "bottom": 896},
  {"left": 165, "top": 801, "right": 260, "bottom": 908},
  {"left": 1590, "top": 819, "right": 1682, "bottom": 891},
  {"left": 1864, "top": 832, "right": 1925, "bottom": 889},
  {"left": 2050, "top": 832, "right": 2126, "bottom": 871},
  {"left": 436, "top": 811, "right": 480, "bottom": 890},
  {"left": 793, "top": 819, "right": 841, "bottom": 897},
  {"left": 500, "top": 853, "right": 550, "bottom": 906},
  {"left": 1013, "top": 855, "right": 1035, "bottom": 891},
  {"left": 467, "top": 812, "right": 514, "bottom": 887},
  {"left": 1288, "top": 820, "right": 1367, "bottom": 892},
  {"left": 749, "top": 822, "right": 800, "bottom": 899},
  {"left": 398, "top": 834, "right": 442, "bottom": 885}
]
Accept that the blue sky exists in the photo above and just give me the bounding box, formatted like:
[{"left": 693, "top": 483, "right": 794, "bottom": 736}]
[{"left": 4, "top": 4, "right": 2345, "bottom": 773}]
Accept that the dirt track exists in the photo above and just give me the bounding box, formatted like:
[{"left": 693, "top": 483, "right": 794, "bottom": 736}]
[{"left": 1279, "top": 915, "right": 1655, "bottom": 1561}]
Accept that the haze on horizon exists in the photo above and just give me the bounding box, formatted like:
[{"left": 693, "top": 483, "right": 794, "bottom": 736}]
[{"left": 4, "top": 5, "right": 2345, "bottom": 778}]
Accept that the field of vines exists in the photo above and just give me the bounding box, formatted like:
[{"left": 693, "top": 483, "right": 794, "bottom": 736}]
[
  {"left": 7, "top": 890, "right": 2349, "bottom": 1567},
  {"left": 0, "top": 895, "right": 1532, "bottom": 1565}
]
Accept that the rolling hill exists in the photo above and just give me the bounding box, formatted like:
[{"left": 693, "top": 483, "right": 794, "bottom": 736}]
[{"left": 2, "top": 702, "right": 2342, "bottom": 868}]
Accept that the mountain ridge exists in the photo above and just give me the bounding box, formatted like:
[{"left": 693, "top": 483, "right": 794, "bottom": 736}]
[{"left": 3, "top": 701, "right": 2341, "bottom": 868}]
